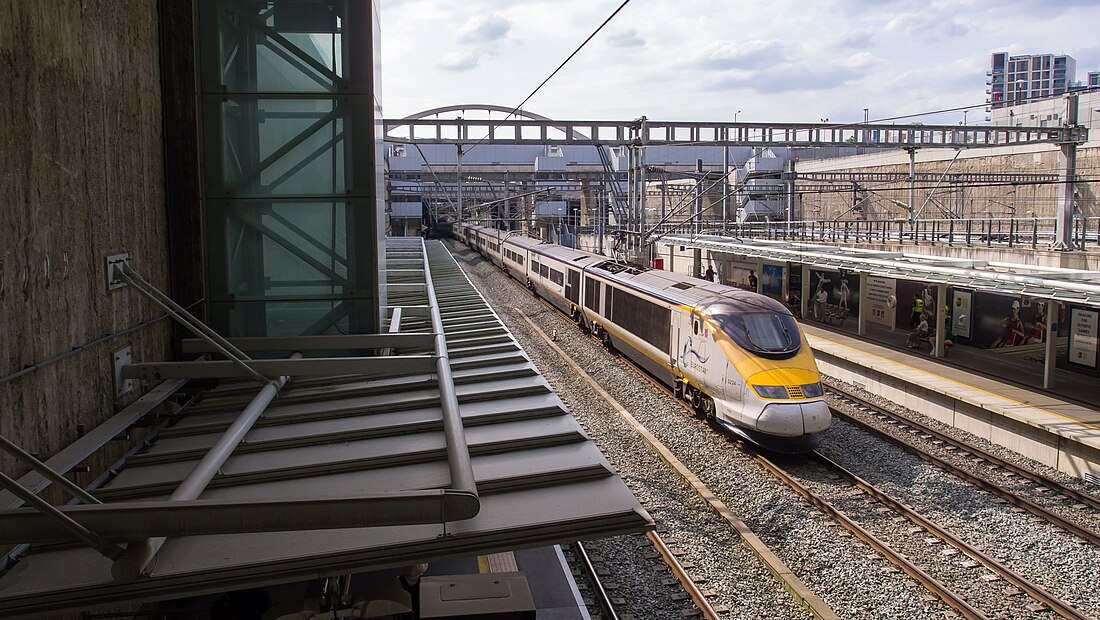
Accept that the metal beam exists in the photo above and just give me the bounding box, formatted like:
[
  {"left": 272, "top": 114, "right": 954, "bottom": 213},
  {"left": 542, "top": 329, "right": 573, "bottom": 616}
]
[
  {"left": 113, "top": 354, "right": 301, "bottom": 581},
  {"left": 121, "top": 356, "right": 438, "bottom": 380},
  {"left": 0, "top": 472, "right": 123, "bottom": 559},
  {"left": 0, "top": 436, "right": 101, "bottom": 506},
  {"left": 384, "top": 118, "right": 1086, "bottom": 149},
  {"left": 181, "top": 333, "right": 436, "bottom": 354},
  {"left": 0, "top": 492, "right": 481, "bottom": 543},
  {"left": 791, "top": 171, "right": 1060, "bottom": 184},
  {"left": 0, "top": 379, "right": 187, "bottom": 510},
  {"left": 420, "top": 241, "right": 479, "bottom": 498}
]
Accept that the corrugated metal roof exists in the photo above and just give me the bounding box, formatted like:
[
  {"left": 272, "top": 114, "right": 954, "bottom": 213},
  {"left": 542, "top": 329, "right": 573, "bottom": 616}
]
[{"left": 0, "top": 239, "right": 651, "bottom": 618}]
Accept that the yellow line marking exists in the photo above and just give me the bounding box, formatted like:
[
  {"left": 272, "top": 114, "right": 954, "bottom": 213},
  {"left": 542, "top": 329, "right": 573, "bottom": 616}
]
[
  {"left": 808, "top": 334, "right": 1100, "bottom": 432},
  {"left": 477, "top": 555, "right": 489, "bottom": 574}
]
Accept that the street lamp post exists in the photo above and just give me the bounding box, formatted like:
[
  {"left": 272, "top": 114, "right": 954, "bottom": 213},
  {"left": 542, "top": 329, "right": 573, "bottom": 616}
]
[{"left": 734, "top": 109, "right": 741, "bottom": 123}]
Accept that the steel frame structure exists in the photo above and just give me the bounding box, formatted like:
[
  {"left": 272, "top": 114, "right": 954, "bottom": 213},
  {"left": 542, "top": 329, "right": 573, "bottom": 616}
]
[
  {"left": 385, "top": 99, "right": 1089, "bottom": 256},
  {"left": 0, "top": 238, "right": 479, "bottom": 582}
]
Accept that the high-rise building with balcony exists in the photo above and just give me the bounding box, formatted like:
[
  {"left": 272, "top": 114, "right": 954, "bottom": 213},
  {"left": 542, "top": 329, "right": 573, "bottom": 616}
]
[
  {"left": 1089, "top": 71, "right": 1100, "bottom": 89},
  {"left": 987, "top": 51, "right": 1076, "bottom": 109}
]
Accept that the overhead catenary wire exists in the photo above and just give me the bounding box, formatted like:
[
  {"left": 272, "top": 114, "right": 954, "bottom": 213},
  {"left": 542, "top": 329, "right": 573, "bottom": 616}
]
[{"left": 464, "top": 0, "right": 634, "bottom": 156}]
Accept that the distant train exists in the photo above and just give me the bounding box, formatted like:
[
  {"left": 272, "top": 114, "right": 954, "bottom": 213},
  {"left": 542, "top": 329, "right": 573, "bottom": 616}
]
[{"left": 457, "top": 224, "right": 831, "bottom": 452}]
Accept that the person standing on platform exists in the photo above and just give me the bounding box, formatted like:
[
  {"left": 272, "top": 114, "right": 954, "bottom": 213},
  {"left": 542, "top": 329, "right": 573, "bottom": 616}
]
[
  {"left": 910, "top": 294, "right": 924, "bottom": 328},
  {"left": 748, "top": 270, "right": 758, "bottom": 291},
  {"left": 814, "top": 287, "right": 829, "bottom": 321},
  {"left": 704, "top": 266, "right": 715, "bottom": 282}
]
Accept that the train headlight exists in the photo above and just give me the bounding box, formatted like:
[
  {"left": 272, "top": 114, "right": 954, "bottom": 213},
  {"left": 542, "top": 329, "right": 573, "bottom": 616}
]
[
  {"left": 753, "top": 385, "right": 789, "bottom": 399},
  {"left": 801, "top": 382, "right": 824, "bottom": 398}
]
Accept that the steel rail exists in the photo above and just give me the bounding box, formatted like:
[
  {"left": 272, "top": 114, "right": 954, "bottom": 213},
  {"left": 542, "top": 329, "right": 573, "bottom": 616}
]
[
  {"left": 646, "top": 531, "right": 721, "bottom": 620},
  {"left": 827, "top": 404, "right": 1100, "bottom": 547},
  {"left": 810, "top": 451, "right": 1093, "bottom": 620},
  {"left": 514, "top": 308, "right": 830, "bottom": 620},
  {"left": 573, "top": 540, "right": 620, "bottom": 620},
  {"left": 459, "top": 238, "right": 1089, "bottom": 620},
  {"left": 747, "top": 449, "right": 988, "bottom": 620},
  {"left": 826, "top": 385, "right": 1100, "bottom": 514}
]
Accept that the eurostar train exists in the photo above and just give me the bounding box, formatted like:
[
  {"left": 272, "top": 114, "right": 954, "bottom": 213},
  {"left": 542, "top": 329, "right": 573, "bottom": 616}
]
[{"left": 458, "top": 224, "right": 831, "bottom": 452}]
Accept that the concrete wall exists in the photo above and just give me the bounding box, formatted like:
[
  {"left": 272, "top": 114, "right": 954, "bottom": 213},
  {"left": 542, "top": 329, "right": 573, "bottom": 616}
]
[
  {"left": 794, "top": 144, "right": 1098, "bottom": 223},
  {"left": 0, "top": 1, "right": 173, "bottom": 480}
]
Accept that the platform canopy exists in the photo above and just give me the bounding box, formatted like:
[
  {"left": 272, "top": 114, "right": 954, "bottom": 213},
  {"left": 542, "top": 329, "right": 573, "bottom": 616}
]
[
  {"left": 0, "top": 240, "right": 651, "bottom": 618},
  {"left": 664, "top": 234, "right": 1100, "bottom": 307}
]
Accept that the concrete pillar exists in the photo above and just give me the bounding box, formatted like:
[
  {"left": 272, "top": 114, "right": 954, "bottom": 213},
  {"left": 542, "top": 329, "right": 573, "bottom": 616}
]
[
  {"left": 907, "top": 148, "right": 916, "bottom": 226},
  {"left": 932, "top": 284, "right": 947, "bottom": 358},
  {"left": 1053, "top": 94, "right": 1079, "bottom": 251},
  {"left": 801, "top": 264, "right": 811, "bottom": 321},
  {"left": 722, "top": 146, "right": 730, "bottom": 229},
  {"left": 456, "top": 144, "right": 463, "bottom": 227},
  {"left": 857, "top": 274, "right": 868, "bottom": 336},
  {"left": 1044, "top": 301, "right": 1058, "bottom": 389}
]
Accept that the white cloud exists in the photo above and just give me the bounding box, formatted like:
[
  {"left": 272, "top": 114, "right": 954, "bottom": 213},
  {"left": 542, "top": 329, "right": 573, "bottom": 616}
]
[
  {"left": 457, "top": 13, "right": 513, "bottom": 43},
  {"left": 885, "top": 12, "right": 971, "bottom": 40},
  {"left": 607, "top": 28, "right": 645, "bottom": 48},
  {"left": 379, "top": 0, "right": 1100, "bottom": 123},
  {"left": 695, "top": 40, "right": 789, "bottom": 71},
  {"left": 437, "top": 51, "right": 480, "bottom": 72}
]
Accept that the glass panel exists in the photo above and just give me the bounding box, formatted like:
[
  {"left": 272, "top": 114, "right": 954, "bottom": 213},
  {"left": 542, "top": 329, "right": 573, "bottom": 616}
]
[
  {"left": 198, "top": 0, "right": 380, "bottom": 336},
  {"left": 206, "top": 201, "right": 356, "bottom": 301},
  {"left": 210, "top": 299, "right": 368, "bottom": 338},
  {"left": 204, "top": 0, "right": 345, "bottom": 93}
]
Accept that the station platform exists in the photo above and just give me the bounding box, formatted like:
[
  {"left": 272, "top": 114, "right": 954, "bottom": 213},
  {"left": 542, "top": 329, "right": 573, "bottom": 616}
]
[
  {"left": 145, "top": 545, "right": 587, "bottom": 618},
  {"left": 802, "top": 322, "right": 1100, "bottom": 481}
]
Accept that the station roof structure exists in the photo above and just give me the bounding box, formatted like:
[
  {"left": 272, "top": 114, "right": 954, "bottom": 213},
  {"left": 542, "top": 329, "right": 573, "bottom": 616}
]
[
  {"left": 0, "top": 239, "right": 651, "bottom": 618},
  {"left": 662, "top": 234, "right": 1100, "bottom": 307}
]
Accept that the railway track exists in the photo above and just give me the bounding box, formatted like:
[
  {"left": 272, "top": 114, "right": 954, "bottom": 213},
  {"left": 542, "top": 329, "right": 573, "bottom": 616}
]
[
  {"left": 784, "top": 450, "right": 1090, "bottom": 620},
  {"left": 826, "top": 384, "right": 1100, "bottom": 546},
  {"left": 520, "top": 300, "right": 1091, "bottom": 619},
  {"left": 571, "top": 540, "right": 622, "bottom": 620},
  {"left": 454, "top": 242, "right": 1100, "bottom": 618},
  {"left": 518, "top": 307, "right": 837, "bottom": 620}
]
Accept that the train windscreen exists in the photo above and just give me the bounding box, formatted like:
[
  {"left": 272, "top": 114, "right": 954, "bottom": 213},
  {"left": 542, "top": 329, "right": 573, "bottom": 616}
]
[{"left": 706, "top": 300, "right": 801, "bottom": 358}]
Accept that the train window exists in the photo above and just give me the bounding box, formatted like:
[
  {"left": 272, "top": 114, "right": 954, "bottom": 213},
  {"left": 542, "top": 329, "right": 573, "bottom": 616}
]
[
  {"left": 584, "top": 276, "right": 601, "bottom": 312},
  {"left": 609, "top": 287, "right": 670, "bottom": 353},
  {"left": 532, "top": 260, "right": 540, "bottom": 275},
  {"left": 550, "top": 269, "right": 564, "bottom": 286},
  {"left": 706, "top": 299, "right": 800, "bottom": 359},
  {"left": 540, "top": 264, "right": 549, "bottom": 278},
  {"left": 693, "top": 319, "right": 699, "bottom": 335}
]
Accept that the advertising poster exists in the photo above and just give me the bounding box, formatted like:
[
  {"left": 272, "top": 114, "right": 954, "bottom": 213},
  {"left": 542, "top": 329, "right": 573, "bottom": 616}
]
[
  {"left": 1069, "top": 308, "right": 1099, "bottom": 370},
  {"left": 864, "top": 276, "right": 897, "bottom": 327},
  {"left": 761, "top": 263, "right": 785, "bottom": 301},
  {"left": 808, "top": 269, "right": 859, "bottom": 327},
  {"left": 952, "top": 290, "right": 972, "bottom": 340},
  {"left": 970, "top": 292, "right": 1026, "bottom": 349}
]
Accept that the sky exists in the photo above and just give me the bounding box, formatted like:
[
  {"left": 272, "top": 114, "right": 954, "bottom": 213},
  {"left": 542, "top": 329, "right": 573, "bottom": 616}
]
[{"left": 378, "top": 0, "right": 1100, "bottom": 126}]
